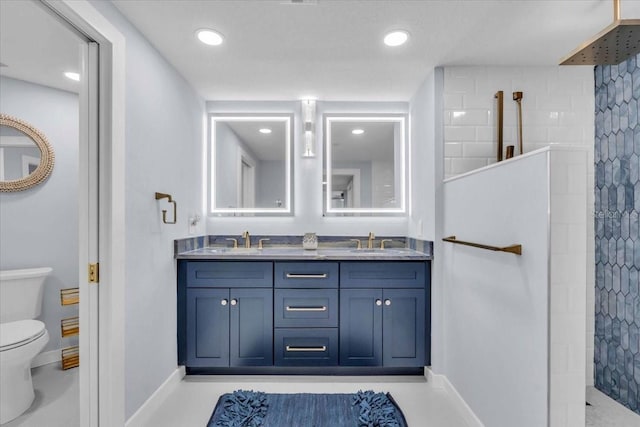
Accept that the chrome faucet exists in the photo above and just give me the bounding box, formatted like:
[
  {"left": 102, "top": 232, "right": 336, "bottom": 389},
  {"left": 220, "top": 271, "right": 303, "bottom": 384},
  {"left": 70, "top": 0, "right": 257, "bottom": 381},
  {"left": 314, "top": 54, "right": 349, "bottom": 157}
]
[
  {"left": 242, "top": 230, "right": 251, "bottom": 248},
  {"left": 367, "top": 232, "right": 375, "bottom": 249}
]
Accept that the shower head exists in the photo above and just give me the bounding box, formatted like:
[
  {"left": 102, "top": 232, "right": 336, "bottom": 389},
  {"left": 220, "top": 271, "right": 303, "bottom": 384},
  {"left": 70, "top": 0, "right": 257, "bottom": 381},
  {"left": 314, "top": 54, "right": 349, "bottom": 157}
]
[{"left": 560, "top": 0, "right": 640, "bottom": 65}]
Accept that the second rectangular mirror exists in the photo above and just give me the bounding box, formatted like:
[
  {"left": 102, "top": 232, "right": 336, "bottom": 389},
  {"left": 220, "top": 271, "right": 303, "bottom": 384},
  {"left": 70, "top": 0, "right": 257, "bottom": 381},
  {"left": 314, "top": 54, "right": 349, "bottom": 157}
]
[
  {"left": 210, "top": 114, "right": 293, "bottom": 215},
  {"left": 324, "top": 115, "right": 406, "bottom": 215}
]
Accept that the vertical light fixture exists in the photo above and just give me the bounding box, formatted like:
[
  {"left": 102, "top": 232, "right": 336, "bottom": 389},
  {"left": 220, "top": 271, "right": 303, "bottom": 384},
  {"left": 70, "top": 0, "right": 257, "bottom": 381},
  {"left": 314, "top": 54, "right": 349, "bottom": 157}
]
[{"left": 302, "top": 99, "right": 316, "bottom": 157}]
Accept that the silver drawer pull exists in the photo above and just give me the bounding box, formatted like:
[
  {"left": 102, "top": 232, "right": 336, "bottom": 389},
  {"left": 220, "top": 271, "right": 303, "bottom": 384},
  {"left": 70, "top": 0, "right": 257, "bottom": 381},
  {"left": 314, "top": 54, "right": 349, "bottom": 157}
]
[
  {"left": 286, "top": 306, "right": 327, "bottom": 312},
  {"left": 286, "top": 345, "right": 327, "bottom": 352},
  {"left": 285, "top": 273, "right": 328, "bottom": 279}
]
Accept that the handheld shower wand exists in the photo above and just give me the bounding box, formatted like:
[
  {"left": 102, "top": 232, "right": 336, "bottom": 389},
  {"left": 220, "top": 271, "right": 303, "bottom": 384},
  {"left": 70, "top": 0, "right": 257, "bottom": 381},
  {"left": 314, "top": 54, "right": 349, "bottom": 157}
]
[{"left": 513, "top": 91, "right": 524, "bottom": 155}]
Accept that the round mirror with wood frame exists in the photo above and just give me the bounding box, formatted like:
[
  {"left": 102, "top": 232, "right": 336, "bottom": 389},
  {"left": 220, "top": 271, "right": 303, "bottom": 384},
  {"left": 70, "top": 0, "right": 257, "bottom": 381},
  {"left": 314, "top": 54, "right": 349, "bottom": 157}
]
[{"left": 0, "top": 114, "right": 55, "bottom": 192}]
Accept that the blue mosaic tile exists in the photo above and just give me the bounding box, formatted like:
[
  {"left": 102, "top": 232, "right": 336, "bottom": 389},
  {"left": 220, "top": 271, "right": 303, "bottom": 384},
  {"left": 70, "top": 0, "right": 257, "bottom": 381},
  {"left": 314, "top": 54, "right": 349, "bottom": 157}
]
[
  {"left": 632, "top": 155, "right": 639, "bottom": 182},
  {"left": 630, "top": 98, "right": 638, "bottom": 128},
  {"left": 623, "top": 321, "right": 630, "bottom": 350},
  {"left": 627, "top": 293, "right": 636, "bottom": 325},
  {"left": 629, "top": 322, "right": 639, "bottom": 353},
  {"left": 625, "top": 73, "right": 633, "bottom": 102},
  {"left": 621, "top": 103, "right": 629, "bottom": 130},
  {"left": 574, "top": 60, "right": 640, "bottom": 414},
  {"left": 613, "top": 105, "right": 621, "bottom": 133},
  {"left": 622, "top": 266, "right": 630, "bottom": 295},
  {"left": 633, "top": 67, "right": 640, "bottom": 98},
  {"left": 597, "top": 66, "right": 604, "bottom": 88}
]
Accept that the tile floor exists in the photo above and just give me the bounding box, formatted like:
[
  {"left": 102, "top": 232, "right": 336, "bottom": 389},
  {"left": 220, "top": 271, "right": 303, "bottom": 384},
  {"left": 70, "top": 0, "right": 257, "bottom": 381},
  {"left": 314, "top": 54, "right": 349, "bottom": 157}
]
[{"left": 6, "top": 364, "right": 640, "bottom": 426}]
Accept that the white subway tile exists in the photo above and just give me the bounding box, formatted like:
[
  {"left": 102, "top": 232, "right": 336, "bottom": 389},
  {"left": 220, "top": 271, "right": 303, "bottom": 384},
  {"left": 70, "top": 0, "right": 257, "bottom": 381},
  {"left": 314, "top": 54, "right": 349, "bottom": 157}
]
[
  {"left": 475, "top": 126, "right": 494, "bottom": 142},
  {"left": 549, "top": 126, "right": 586, "bottom": 144},
  {"left": 528, "top": 110, "right": 560, "bottom": 126},
  {"left": 444, "top": 94, "right": 463, "bottom": 109},
  {"left": 446, "top": 76, "right": 475, "bottom": 94},
  {"left": 443, "top": 111, "right": 451, "bottom": 125},
  {"left": 462, "top": 142, "right": 494, "bottom": 158},
  {"left": 462, "top": 93, "right": 494, "bottom": 109},
  {"left": 444, "top": 126, "right": 475, "bottom": 142},
  {"left": 571, "top": 95, "right": 595, "bottom": 112},
  {"left": 522, "top": 126, "right": 548, "bottom": 143},
  {"left": 444, "top": 142, "right": 463, "bottom": 158},
  {"left": 536, "top": 95, "right": 573, "bottom": 111},
  {"left": 450, "top": 109, "right": 490, "bottom": 126}
]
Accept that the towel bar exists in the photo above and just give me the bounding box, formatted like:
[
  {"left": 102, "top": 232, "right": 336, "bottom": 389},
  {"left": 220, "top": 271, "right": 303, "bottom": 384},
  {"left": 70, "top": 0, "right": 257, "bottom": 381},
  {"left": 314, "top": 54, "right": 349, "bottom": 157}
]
[{"left": 442, "top": 235, "right": 522, "bottom": 255}]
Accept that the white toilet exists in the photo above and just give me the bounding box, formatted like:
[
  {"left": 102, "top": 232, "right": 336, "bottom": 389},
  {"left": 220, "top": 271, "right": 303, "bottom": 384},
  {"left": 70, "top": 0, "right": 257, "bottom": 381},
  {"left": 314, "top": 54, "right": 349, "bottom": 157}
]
[{"left": 0, "top": 267, "right": 51, "bottom": 424}]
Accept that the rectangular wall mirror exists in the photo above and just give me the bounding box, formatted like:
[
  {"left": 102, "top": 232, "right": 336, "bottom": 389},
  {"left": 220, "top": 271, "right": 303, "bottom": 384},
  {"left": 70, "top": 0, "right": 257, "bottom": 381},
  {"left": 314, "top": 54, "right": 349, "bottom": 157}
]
[
  {"left": 323, "top": 115, "right": 406, "bottom": 215},
  {"left": 210, "top": 114, "right": 293, "bottom": 215}
]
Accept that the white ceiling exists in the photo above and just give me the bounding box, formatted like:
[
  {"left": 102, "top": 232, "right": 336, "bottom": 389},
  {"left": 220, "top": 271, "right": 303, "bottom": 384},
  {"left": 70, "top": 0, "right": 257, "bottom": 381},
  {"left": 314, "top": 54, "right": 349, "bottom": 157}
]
[
  {"left": 3, "top": 1, "right": 640, "bottom": 101},
  {"left": 223, "top": 119, "right": 287, "bottom": 161},
  {"left": 111, "top": 0, "right": 640, "bottom": 102},
  {"left": 0, "top": 0, "right": 86, "bottom": 94}
]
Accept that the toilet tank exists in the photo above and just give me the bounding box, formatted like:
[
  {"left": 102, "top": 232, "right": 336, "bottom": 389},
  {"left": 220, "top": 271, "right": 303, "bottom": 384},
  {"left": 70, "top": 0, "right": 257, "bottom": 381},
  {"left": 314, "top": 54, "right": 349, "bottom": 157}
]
[{"left": 0, "top": 267, "right": 52, "bottom": 323}]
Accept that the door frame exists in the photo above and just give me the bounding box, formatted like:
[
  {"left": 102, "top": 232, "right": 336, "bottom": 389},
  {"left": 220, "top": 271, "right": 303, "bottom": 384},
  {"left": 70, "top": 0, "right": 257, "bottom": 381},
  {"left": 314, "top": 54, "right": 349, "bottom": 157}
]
[{"left": 43, "top": 1, "right": 126, "bottom": 425}]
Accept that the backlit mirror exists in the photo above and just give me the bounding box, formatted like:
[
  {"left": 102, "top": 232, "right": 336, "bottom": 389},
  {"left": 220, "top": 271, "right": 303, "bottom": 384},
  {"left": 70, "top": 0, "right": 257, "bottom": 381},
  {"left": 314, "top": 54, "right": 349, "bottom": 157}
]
[
  {"left": 210, "top": 114, "right": 293, "bottom": 215},
  {"left": 324, "top": 115, "right": 406, "bottom": 215},
  {"left": 0, "top": 114, "right": 54, "bottom": 192}
]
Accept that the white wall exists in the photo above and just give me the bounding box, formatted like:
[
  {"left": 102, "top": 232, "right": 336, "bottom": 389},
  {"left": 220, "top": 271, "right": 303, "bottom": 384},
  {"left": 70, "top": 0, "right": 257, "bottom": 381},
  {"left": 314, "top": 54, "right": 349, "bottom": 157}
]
[
  {"left": 88, "top": 1, "right": 205, "bottom": 419},
  {"left": 408, "top": 68, "right": 443, "bottom": 371},
  {"left": 0, "top": 76, "right": 79, "bottom": 354},
  {"left": 206, "top": 100, "right": 409, "bottom": 236},
  {"left": 442, "top": 147, "right": 586, "bottom": 427},
  {"left": 442, "top": 65, "right": 596, "bottom": 386}
]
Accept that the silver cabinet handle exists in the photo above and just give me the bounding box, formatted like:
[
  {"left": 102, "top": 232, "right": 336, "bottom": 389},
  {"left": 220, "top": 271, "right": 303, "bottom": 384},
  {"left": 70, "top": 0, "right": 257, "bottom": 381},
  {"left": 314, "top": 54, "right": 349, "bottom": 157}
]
[
  {"left": 285, "top": 273, "right": 328, "bottom": 279},
  {"left": 375, "top": 299, "right": 382, "bottom": 306},
  {"left": 230, "top": 299, "right": 237, "bottom": 306},
  {"left": 384, "top": 299, "right": 391, "bottom": 306},
  {"left": 286, "top": 306, "right": 327, "bottom": 312},
  {"left": 286, "top": 345, "right": 327, "bottom": 352},
  {"left": 221, "top": 299, "right": 228, "bottom": 306}
]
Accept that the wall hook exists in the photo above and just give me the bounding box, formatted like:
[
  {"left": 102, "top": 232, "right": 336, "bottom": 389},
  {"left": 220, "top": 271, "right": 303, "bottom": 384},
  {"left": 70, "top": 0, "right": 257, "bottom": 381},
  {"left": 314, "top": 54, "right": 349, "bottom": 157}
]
[{"left": 155, "top": 192, "right": 177, "bottom": 224}]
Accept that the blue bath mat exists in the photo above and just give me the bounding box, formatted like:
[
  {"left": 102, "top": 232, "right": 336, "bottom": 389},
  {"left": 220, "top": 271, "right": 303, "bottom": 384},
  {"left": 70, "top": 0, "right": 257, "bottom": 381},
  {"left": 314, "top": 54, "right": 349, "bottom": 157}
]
[{"left": 207, "top": 389, "right": 408, "bottom": 427}]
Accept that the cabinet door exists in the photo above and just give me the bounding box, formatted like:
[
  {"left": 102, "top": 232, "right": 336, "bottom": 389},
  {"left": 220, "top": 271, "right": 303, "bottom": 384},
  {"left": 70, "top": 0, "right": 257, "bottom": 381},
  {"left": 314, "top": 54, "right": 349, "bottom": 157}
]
[
  {"left": 339, "top": 289, "right": 382, "bottom": 366},
  {"left": 186, "top": 289, "right": 230, "bottom": 367},
  {"left": 382, "top": 288, "right": 425, "bottom": 367},
  {"left": 230, "top": 288, "right": 273, "bottom": 366}
]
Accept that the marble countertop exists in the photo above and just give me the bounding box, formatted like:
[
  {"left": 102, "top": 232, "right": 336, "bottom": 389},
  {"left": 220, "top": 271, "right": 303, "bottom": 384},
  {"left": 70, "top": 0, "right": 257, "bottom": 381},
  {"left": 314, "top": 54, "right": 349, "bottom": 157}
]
[{"left": 176, "top": 246, "right": 431, "bottom": 261}]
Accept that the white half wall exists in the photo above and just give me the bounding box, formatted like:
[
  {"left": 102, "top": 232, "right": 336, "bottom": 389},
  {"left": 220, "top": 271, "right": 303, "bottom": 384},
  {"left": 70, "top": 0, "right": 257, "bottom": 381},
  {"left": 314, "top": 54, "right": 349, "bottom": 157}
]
[
  {"left": 442, "top": 147, "right": 586, "bottom": 426},
  {"left": 442, "top": 65, "right": 596, "bottom": 387}
]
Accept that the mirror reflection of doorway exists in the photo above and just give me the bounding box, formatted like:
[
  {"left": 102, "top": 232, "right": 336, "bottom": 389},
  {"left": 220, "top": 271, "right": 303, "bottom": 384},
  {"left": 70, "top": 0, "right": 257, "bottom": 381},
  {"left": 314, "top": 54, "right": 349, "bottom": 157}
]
[
  {"left": 238, "top": 151, "right": 256, "bottom": 208},
  {"left": 330, "top": 168, "right": 360, "bottom": 209},
  {"left": 240, "top": 157, "right": 255, "bottom": 208}
]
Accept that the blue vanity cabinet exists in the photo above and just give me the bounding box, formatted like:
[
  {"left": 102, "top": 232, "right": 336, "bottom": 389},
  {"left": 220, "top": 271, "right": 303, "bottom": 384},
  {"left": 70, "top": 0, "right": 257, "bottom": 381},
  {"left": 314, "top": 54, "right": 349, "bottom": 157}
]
[
  {"left": 339, "top": 262, "right": 429, "bottom": 367},
  {"left": 182, "top": 261, "right": 273, "bottom": 367}
]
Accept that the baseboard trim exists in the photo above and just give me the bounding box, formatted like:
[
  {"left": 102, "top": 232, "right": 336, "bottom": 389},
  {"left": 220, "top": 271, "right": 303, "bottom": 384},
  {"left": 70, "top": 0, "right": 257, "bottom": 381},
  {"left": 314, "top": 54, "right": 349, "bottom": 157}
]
[
  {"left": 32, "top": 349, "right": 61, "bottom": 368},
  {"left": 125, "top": 366, "right": 185, "bottom": 427},
  {"left": 426, "top": 368, "right": 484, "bottom": 427}
]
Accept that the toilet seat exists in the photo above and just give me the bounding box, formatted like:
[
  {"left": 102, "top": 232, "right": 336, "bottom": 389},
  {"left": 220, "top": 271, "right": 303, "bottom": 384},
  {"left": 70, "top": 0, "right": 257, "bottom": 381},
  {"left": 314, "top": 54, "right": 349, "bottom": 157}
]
[{"left": 0, "top": 320, "right": 46, "bottom": 352}]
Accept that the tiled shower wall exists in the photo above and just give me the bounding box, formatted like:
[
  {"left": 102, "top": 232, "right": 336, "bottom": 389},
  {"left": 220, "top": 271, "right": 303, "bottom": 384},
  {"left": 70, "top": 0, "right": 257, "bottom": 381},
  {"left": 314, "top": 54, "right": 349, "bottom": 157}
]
[
  {"left": 594, "top": 58, "right": 640, "bottom": 413},
  {"left": 443, "top": 66, "right": 596, "bottom": 385}
]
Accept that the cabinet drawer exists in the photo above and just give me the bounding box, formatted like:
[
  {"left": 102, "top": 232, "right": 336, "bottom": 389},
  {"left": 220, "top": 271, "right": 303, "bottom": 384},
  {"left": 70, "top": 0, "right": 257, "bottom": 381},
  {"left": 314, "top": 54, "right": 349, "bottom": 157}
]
[
  {"left": 274, "top": 289, "right": 338, "bottom": 328},
  {"left": 186, "top": 261, "right": 272, "bottom": 288},
  {"left": 274, "top": 328, "right": 338, "bottom": 366},
  {"left": 340, "top": 262, "right": 426, "bottom": 288},
  {"left": 274, "top": 262, "right": 338, "bottom": 288}
]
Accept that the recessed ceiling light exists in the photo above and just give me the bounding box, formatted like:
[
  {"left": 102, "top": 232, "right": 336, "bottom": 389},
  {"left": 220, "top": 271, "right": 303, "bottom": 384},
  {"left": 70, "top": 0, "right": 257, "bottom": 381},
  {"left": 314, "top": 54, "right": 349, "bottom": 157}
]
[
  {"left": 383, "top": 30, "right": 409, "bottom": 47},
  {"left": 352, "top": 129, "right": 365, "bottom": 135},
  {"left": 259, "top": 128, "right": 272, "bottom": 134},
  {"left": 197, "top": 29, "right": 224, "bottom": 46},
  {"left": 64, "top": 71, "right": 80, "bottom": 81}
]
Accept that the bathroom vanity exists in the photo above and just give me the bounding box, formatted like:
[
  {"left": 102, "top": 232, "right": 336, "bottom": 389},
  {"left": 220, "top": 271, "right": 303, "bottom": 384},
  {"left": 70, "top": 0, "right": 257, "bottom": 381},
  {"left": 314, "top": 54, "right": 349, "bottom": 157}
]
[{"left": 176, "top": 248, "right": 430, "bottom": 375}]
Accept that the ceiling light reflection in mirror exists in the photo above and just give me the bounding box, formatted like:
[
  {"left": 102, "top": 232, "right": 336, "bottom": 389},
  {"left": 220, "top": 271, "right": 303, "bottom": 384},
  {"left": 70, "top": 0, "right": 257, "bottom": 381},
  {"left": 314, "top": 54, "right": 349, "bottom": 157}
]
[
  {"left": 324, "top": 115, "right": 406, "bottom": 215},
  {"left": 210, "top": 115, "right": 293, "bottom": 215}
]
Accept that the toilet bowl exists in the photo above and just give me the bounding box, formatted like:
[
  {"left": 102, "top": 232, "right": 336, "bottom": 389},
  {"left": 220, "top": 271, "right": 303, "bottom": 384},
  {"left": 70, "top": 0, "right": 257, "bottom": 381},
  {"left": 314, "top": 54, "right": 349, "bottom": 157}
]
[
  {"left": 0, "top": 320, "right": 49, "bottom": 424},
  {"left": 0, "top": 267, "right": 52, "bottom": 424}
]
